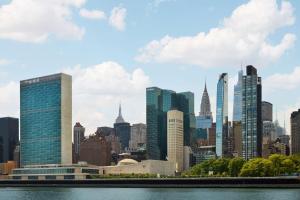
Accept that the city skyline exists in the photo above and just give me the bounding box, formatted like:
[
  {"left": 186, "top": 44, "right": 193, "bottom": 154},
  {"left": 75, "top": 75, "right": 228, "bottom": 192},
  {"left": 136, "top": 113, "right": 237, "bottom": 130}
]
[{"left": 0, "top": 0, "right": 300, "bottom": 135}]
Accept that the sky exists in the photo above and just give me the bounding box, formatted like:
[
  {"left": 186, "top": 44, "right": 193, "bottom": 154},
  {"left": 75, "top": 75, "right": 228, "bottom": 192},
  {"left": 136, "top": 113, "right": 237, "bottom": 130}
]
[{"left": 0, "top": 0, "right": 299, "bottom": 135}]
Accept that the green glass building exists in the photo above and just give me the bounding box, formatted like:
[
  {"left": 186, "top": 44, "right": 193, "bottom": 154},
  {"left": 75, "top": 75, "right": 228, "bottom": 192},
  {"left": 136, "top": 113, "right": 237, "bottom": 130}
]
[
  {"left": 20, "top": 73, "right": 72, "bottom": 167},
  {"left": 146, "top": 87, "right": 195, "bottom": 160}
]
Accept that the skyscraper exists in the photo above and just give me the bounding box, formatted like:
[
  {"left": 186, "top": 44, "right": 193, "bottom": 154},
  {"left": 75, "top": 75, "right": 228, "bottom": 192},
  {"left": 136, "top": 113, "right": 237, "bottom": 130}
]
[
  {"left": 262, "top": 101, "right": 273, "bottom": 122},
  {"left": 291, "top": 109, "right": 300, "bottom": 154},
  {"left": 113, "top": 104, "right": 130, "bottom": 151},
  {"left": 0, "top": 117, "right": 19, "bottom": 163},
  {"left": 167, "top": 109, "right": 184, "bottom": 172},
  {"left": 196, "top": 83, "right": 213, "bottom": 129},
  {"left": 233, "top": 70, "right": 243, "bottom": 122},
  {"left": 216, "top": 73, "right": 228, "bottom": 157},
  {"left": 146, "top": 87, "right": 195, "bottom": 160},
  {"left": 129, "top": 123, "right": 147, "bottom": 151},
  {"left": 20, "top": 73, "right": 72, "bottom": 166},
  {"left": 73, "top": 122, "right": 85, "bottom": 163},
  {"left": 242, "top": 65, "right": 262, "bottom": 160}
]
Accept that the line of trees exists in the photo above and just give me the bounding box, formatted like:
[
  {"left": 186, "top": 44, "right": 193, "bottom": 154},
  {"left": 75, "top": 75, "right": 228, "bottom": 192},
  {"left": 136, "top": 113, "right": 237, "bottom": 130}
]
[{"left": 183, "top": 154, "right": 300, "bottom": 177}]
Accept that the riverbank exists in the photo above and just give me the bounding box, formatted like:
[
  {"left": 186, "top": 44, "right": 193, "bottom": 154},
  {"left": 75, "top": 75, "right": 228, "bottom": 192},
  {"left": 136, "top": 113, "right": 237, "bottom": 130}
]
[{"left": 1, "top": 177, "right": 300, "bottom": 188}]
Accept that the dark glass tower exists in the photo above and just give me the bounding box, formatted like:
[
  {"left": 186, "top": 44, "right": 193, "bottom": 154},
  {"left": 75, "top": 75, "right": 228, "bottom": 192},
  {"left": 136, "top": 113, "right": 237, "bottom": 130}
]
[
  {"left": 216, "top": 73, "right": 228, "bottom": 157},
  {"left": 114, "top": 104, "right": 130, "bottom": 151},
  {"left": 242, "top": 65, "right": 262, "bottom": 160},
  {"left": 146, "top": 87, "right": 195, "bottom": 160},
  {"left": 291, "top": 109, "right": 300, "bottom": 154},
  {"left": 0, "top": 117, "right": 19, "bottom": 163},
  {"left": 233, "top": 70, "right": 243, "bottom": 122}
]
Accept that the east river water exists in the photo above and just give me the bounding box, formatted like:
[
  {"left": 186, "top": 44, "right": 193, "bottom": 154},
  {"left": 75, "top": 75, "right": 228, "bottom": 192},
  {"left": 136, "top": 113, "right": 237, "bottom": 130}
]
[{"left": 0, "top": 187, "right": 300, "bottom": 200}]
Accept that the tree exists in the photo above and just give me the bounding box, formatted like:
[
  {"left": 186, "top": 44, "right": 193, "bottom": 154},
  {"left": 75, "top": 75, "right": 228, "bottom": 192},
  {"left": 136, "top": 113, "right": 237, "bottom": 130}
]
[
  {"left": 228, "top": 157, "right": 245, "bottom": 177},
  {"left": 268, "top": 154, "right": 286, "bottom": 176},
  {"left": 281, "top": 158, "right": 296, "bottom": 175},
  {"left": 239, "top": 158, "right": 274, "bottom": 177},
  {"left": 211, "top": 158, "right": 229, "bottom": 176}
]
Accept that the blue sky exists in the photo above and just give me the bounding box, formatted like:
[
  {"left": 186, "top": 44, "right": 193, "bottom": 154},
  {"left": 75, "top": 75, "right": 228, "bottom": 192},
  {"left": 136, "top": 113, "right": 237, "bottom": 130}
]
[{"left": 0, "top": 0, "right": 299, "bottom": 134}]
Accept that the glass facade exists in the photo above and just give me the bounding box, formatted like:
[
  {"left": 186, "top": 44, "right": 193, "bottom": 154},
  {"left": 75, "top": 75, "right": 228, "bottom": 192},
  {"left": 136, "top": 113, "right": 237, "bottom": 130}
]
[
  {"left": 242, "top": 66, "right": 262, "bottom": 160},
  {"left": 233, "top": 70, "right": 243, "bottom": 122},
  {"left": 146, "top": 87, "right": 195, "bottom": 160},
  {"left": 216, "top": 73, "right": 228, "bottom": 157},
  {"left": 20, "top": 73, "right": 72, "bottom": 166}
]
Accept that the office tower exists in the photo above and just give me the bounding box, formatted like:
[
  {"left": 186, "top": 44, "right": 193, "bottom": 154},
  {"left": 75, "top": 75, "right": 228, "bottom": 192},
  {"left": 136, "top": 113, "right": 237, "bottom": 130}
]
[
  {"left": 20, "top": 73, "right": 72, "bottom": 166},
  {"left": 146, "top": 87, "right": 195, "bottom": 160},
  {"left": 232, "top": 121, "right": 242, "bottom": 157},
  {"left": 13, "top": 145, "right": 20, "bottom": 168},
  {"left": 263, "top": 121, "right": 276, "bottom": 141},
  {"left": 0, "top": 117, "right": 19, "bottom": 163},
  {"left": 197, "top": 83, "right": 213, "bottom": 129},
  {"left": 97, "top": 127, "right": 121, "bottom": 155},
  {"left": 262, "top": 101, "right": 273, "bottom": 122},
  {"left": 79, "top": 134, "right": 111, "bottom": 166},
  {"left": 129, "top": 123, "right": 147, "bottom": 151},
  {"left": 216, "top": 73, "right": 228, "bottom": 157},
  {"left": 274, "top": 120, "right": 285, "bottom": 139},
  {"left": 242, "top": 65, "right": 262, "bottom": 160},
  {"left": 291, "top": 109, "right": 300, "bottom": 154},
  {"left": 113, "top": 104, "right": 130, "bottom": 151},
  {"left": 73, "top": 122, "right": 85, "bottom": 163},
  {"left": 167, "top": 109, "right": 184, "bottom": 172},
  {"left": 279, "top": 134, "right": 290, "bottom": 147},
  {"left": 208, "top": 122, "right": 216, "bottom": 146},
  {"left": 233, "top": 70, "right": 243, "bottom": 122}
]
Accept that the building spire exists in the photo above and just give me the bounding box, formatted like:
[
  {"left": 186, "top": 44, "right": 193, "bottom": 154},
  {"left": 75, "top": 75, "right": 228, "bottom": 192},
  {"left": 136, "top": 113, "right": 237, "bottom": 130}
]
[
  {"left": 115, "top": 103, "right": 125, "bottom": 123},
  {"left": 200, "top": 81, "right": 212, "bottom": 118}
]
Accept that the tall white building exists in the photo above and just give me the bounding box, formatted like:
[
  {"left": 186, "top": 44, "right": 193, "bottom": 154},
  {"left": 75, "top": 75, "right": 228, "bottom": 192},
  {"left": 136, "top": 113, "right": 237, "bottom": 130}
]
[{"left": 167, "top": 109, "right": 184, "bottom": 172}]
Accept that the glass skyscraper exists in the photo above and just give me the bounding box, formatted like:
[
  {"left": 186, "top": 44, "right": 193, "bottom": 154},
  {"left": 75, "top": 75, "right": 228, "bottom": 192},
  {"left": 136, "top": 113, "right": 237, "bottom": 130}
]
[
  {"left": 242, "top": 65, "right": 262, "bottom": 160},
  {"left": 233, "top": 70, "right": 243, "bottom": 122},
  {"left": 20, "top": 73, "right": 72, "bottom": 167},
  {"left": 146, "top": 87, "right": 195, "bottom": 160},
  {"left": 216, "top": 73, "right": 228, "bottom": 157}
]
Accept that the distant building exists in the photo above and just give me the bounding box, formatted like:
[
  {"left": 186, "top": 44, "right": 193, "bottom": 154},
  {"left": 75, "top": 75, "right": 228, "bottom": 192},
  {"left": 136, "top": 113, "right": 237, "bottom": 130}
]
[
  {"left": 192, "top": 146, "right": 216, "bottom": 165},
  {"left": 146, "top": 87, "right": 195, "bottom": 160},
  {"left": 13, "top": 145, "right": 20, "bottom": 168},
  {"left": 20, "top": 73, "right": 72, "bottom": 166},
  {"left": 291, "top": 109, "right": 300, "bottom": 154},
  {"left": 263, "top": 121, "right": 276, "bottom": 141},
  {"left": 233, "top": 70, "right": 243, "bottom": 122},
  {"left": 208, "top": 123, "right": 216, "bottom": 146},
  {"left": 129, "top": 123, "right": 146, "bottom": 151},
  {"left": 79, "top": 134, "right": 111, "bottom": 166},
  {"left": 279, "top": 135, "right": 290, "bottom": 147},
  {"left": 197, "top": 83, "right": 213, "bottom": 129},
  {"left": 216, "top": 73, "right": 228, "bottom": 157},
  {"left": 262, "top": 101, "right": 273, "bottom": 122},
  {"left": 73, "top": 122, "right": 85, "bottom": 163},
  {"left": 262, "top": 138, "right": 290, "bottom": 158},
  {"left": 232, "top": 121, "right": 242, "bottom": 157},
  {"left": 114, "top": 104, "right": 131, "bottom": 151},
  {"left": 167, "top": 109, "right": 184, "bottom": 172},
  {"left": 242, "top": 66, "right": 262, "bottom": 160},
  {"left": 0, "top": 117, "right": 19, "bottom": 164}
]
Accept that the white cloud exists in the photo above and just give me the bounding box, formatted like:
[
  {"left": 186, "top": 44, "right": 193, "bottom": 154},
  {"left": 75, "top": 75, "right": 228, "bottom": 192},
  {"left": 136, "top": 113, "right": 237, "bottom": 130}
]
[
  {"left": 109, "top": 6, "right": 127, "bottom": 31},
  {"left": 136, "top": 0, "right": 296, "bottom": 68},
  {"left": 264, "top": 66, "right": 300, "bottom": 93},
  {"left": 0, "top": 59, "right": 10, "bottom": 66},
  {"left": 64, "top": 61, "right": 150, "bottom": 134},
  {"left": 0, "top": 0, "right": 86, "bottom": 43},
  {"left": 79, "top": 8, "right": 106, "bottom": 20}
]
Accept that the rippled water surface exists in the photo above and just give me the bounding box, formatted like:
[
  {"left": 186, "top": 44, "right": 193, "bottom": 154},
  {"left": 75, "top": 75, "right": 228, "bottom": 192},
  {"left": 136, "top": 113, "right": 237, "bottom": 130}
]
[{"left": 0, "top": 187, "right": 300, "bottom": 200}]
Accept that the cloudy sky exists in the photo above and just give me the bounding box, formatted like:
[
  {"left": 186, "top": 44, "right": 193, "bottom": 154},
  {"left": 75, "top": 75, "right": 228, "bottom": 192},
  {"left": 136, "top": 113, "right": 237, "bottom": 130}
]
[{"left": 0, "top": 0, "right": 299, "bottom": 135}]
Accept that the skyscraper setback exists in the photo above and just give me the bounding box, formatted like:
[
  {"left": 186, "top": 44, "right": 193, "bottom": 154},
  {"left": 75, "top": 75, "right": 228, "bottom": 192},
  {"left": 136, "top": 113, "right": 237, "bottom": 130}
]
[
  {"left": 242, "top": 65, "right": 262, "bottom": 160},
  {"left": 216, "top": 73, "right": 228, "bottom": 157},
  {"left": 20, "top": 73, "right": 72, "bottom": 166},
  {"left": 196, "top": 83, "right": 213, "bottom": 129},
  {"left": 146, "top": 87, "right": 195, "bottom": 160}
]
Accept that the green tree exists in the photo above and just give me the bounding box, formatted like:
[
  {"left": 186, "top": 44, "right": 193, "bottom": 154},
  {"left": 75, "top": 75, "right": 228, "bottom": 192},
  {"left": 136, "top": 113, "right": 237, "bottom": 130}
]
[
  {"left": 281, "top": 158, "right": 296, "bottom": 175},
  {"left": 211, "top": 158, "right": 229, "bottom": 176},
  {"left": 228, "top": 157, "right": 245, "bottom": 177},
  {"left": 268, "top": 154, "right": 286, "bottom": 176},
  {"left": 240, "top": 158, "right": 274, "bottom": 177}
]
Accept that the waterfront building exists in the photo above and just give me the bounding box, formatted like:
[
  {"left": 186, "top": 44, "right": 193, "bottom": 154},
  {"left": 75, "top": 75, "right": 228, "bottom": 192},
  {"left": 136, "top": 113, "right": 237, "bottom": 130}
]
[
  {"left": 167, "top": 109, "right": 184, "bottom": 172},
  {"left": 242, "top": 65, "right": 262, "bottom": 160},
  {"left": 11, "top": 163, "right": 99, "bottom": 180},
  {"left": 0, "top": 117, "right": 19, "bottom": 164},
  {"left": 146, "top": 87, "right": 195, "bottom": 160},
  {"left": 129, "top": 123, "right": 146, "bottom": 151},
  {"left": 79, "top": 134, "right": 111, "bottom": 166},
  {"left": 291, "top": 109, "right": 300, "bottom": 154},
  {"left": 114, "top": 105, "right": 130, "bottom": 151},
  {"left": 191, "top": 146, "right": 216, "bottom": 165},
  {"left": 216, "top": 73, "right": 228, "bottom": 157},
  {"left": 233, "top": 70, "right": 243, "bottom": 122},
  {"left": 262, "top": 101, "right": 273, "bottom": 122},
  {"left": 232, "top": 121, "right": 242, "bottom": 157},
  {"left": 98, "top": 159, "right": 176, "bottom": 176},
  {"left": 73, "top": 122, "right": 85, "bottom": 163},
  {"left": 20, "top": 73, "right": 72, "bottom": 166}
]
